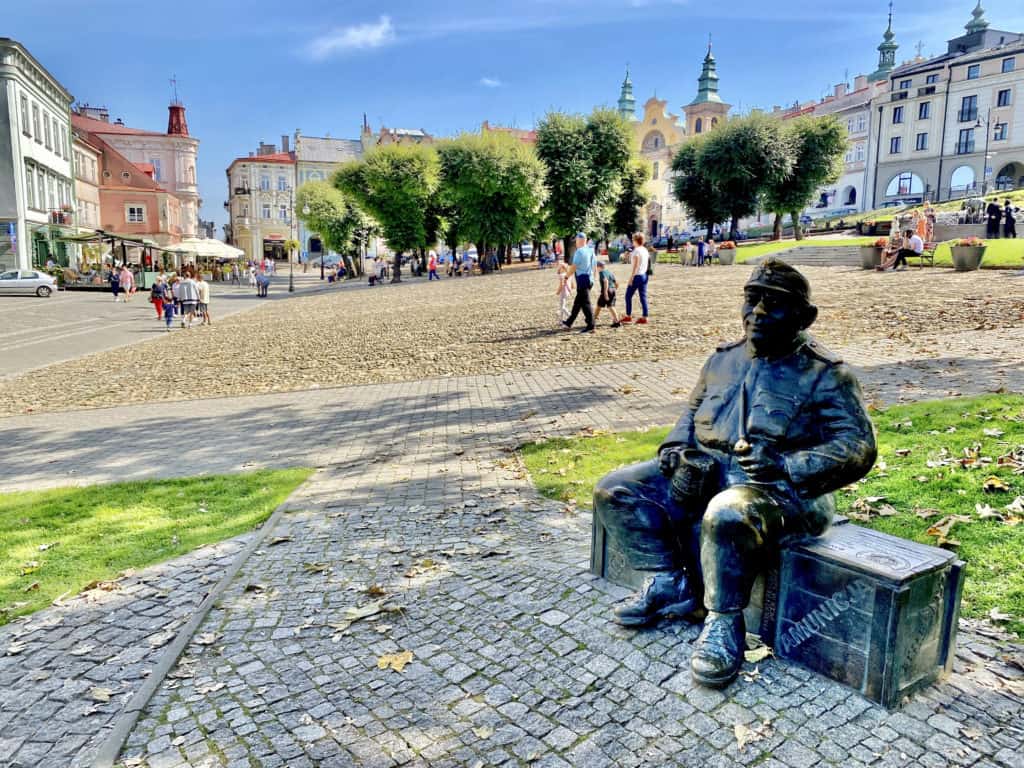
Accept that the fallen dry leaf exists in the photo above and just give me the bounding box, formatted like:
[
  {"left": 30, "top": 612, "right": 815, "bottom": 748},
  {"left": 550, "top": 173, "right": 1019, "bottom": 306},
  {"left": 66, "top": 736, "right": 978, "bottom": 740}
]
[
  {"left": 89, "top": 686, "right": 113, "bottom": 702},
  {"left": 472, "top": 726, "right": 494, "bottom": 739},
  {"left": 734, "top": 721, "right": 771, "bottom": 751},
  {"left": 983, "top": 476, "right": 1011, "bottom": 493},
  {"left": 983, "top": 428, "right": 1005, "bottom": 438},
  {"left": 989, "top": 607, "right": 1012, "bottom": 622},
  {"left": 269, "top": 535, "right": 293, "bottom": 546},
  {"left": 194, "top": 633, "right": 221, "bottom": 646},
  {"left": 914, "top": 507, "right": 941, "bottom": 519},
  {"left": 376, "top": 650, "right": 413, "bottom": 672}
]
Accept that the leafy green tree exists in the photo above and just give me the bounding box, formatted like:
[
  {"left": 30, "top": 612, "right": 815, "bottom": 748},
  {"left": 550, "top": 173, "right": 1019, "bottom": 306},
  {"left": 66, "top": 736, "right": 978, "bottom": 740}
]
[
  {"left": 670, "top": 139, "right": 730, "bottom": 239},
  {"left": 535, "top": 108, "right": 633, "bottom": 257},
  {"left": 437, "top": 132, "right": 547, "bottom": 273},
  {"left": 762, "top": 115, "right": 847, "bottom": 240},
  {"left": 699, "top": 113, "right": 794, "bottom": 239},
  {"left": 611, "top": 160, "right": 651, "bottom": 241},
  {"left": 335, "top": 144, "right": 439, "bottom": 283},
  {"left": 295, "top": 181, "right": 367, "bottom": 276}
]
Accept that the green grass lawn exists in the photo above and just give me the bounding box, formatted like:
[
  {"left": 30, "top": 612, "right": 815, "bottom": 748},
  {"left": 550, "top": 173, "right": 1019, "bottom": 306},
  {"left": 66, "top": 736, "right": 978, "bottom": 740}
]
[
  {"left": 932, "top": 238, "right": 1024, "bottom": 268},
  {"left": 520, "top": 395, "right": 1024, "bottom": 636},
  {"left": 0, "top": 468, "right": 311, "bottom": 624}
]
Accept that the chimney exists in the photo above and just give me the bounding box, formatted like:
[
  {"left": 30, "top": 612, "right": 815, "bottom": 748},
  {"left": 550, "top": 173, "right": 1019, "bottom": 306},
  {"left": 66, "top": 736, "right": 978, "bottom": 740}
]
[
  {"left": 167, "top": 103, "right": 189, "bottom": 136},
  {"left": 281, "top": 135, "right": 289, "bottom": 153},
  {"left": 114, "top": 117, "right": 124, "bottom": 126},
  {"left": 854, "top": 75, "right": 868, "bottom": 91},
  {"left": 834, "top": 82, "right": 848, "bottom": 98}
]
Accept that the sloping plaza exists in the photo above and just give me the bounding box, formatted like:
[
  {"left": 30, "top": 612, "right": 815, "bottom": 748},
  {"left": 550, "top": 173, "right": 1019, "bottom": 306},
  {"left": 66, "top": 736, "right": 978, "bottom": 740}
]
[{"left": 0, "top": 263, "right": 1023, "bottom": 768}]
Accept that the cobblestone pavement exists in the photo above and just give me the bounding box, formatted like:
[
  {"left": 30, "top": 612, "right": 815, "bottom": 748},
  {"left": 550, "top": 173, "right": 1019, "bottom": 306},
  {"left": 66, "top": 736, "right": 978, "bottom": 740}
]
[
  {"left": 1, "top": 328, "right": 1022, "bottom": 767},
  {"left": 0, "top": 536, "right": 250, "bottom": 768}
]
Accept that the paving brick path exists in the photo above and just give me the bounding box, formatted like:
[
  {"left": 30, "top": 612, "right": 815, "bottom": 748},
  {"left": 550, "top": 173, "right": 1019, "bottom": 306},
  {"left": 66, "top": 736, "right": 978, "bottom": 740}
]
[{"left": 0, "top": 328, "right": 1022, "bottom": 767}]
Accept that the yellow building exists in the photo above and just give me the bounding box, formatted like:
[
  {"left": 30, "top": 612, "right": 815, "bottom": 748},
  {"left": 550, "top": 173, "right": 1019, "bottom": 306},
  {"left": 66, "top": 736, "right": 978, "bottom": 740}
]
[{"left": 616, "top": 44, "right": 731, "bottom": 237}]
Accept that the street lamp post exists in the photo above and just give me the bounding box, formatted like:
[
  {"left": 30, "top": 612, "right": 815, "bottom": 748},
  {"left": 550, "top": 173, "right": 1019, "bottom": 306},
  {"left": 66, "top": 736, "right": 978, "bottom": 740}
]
[
  {"left": 975, "top": 108, "right": 995, "bottom": 195},
  {"left": 301, "top": 204, "right": 322, "bottom": 280},
  {"left": 288, "top": 187, "right": 295, "bottom": 293}
]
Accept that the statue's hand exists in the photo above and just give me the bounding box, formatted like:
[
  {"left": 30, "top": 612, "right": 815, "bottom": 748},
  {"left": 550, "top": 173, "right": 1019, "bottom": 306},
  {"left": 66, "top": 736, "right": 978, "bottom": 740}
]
[
  {"left": 736, "top": 444, "right": 786, "bottom": 482},
  {"left": 659, "top": 447, "right": 683, "bottom": 477}
]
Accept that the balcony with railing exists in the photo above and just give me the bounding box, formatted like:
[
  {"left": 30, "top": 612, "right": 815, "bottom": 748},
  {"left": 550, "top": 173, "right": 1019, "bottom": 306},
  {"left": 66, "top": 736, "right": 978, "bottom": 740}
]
[
  {"left": 954, "top": 140, "right": 976, "bottom": 155},
  {"left": 48, "top": 209, "right": 74, "bottom": 226},
  {"left": 958, "top": 108, "right": 978, "bottom": 122}
]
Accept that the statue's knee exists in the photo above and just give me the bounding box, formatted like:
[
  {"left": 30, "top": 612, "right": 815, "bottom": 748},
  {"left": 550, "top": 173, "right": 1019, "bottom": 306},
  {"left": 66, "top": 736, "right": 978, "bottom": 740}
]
[{"left": 702, "top": 489, "right": 757, "bottom": 539}]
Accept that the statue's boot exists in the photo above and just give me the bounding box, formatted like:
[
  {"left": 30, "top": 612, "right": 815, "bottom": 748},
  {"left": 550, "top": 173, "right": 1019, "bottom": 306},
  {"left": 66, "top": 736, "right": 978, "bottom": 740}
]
[
  {"left": 690, "top": 610, "right": 745, "bottom": 688},
  {"left": 612, "top": 570, "right": 700, "bottom": 627}
]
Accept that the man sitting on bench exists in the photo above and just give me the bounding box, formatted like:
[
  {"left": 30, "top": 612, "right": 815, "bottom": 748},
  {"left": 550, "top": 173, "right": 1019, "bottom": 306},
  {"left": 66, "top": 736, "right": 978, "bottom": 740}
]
[{"left": 878, "top": 229, "right": 923, "bottom": 271}]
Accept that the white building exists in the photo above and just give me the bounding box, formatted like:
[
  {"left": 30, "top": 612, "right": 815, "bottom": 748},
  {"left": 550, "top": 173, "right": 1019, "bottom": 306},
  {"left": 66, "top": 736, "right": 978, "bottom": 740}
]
[
  {"left": 294, "top": 130, "right": 362, "bottom": 259},
  {"left": 225, "top": 140, "right": 296, "bottom": 263},
  {"left": 0, "top": 38, "right": 76, "bottom": 271}
]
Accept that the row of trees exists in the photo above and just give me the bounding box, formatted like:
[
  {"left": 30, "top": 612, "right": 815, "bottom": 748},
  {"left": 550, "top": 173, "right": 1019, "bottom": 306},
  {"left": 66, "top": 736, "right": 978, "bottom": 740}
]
[
  {"left": 296, "top": 109, "right": 646, "bottom": 282},
  {"left": 296, "top": 109, "right": 848, "bottom": 279},
  {"left": 671, "top": 112, "right": 848, "bottom": 241}
]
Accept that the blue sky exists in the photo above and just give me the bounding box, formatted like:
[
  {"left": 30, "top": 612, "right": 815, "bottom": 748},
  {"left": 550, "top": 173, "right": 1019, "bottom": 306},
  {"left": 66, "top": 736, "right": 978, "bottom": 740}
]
[{"left": 8, "top": 0, "right": 1024, "bottom": 232}]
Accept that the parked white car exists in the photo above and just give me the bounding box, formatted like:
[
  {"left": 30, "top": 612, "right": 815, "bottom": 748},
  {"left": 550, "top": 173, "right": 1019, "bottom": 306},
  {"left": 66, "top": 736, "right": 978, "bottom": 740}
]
[{"left": 0, "top": 269, "right": 57, "bottom": 297}]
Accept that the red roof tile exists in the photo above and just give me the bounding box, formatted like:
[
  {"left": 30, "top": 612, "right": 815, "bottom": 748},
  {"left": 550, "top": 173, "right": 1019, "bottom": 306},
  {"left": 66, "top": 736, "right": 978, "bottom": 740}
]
[
  {"left": 227, "top": 151, "right": 296, "bottom": 168},
  {"left": 71, "top": 112, "right": 167, "bottom": 137}
]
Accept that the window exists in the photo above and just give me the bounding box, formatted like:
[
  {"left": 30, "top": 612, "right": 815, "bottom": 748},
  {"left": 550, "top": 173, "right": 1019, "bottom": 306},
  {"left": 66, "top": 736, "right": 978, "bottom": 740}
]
[
  {"left": 845, "top": 147, "right": 854, "bottom": 163},
  {"left": 886, "top": 172, "right": 924, "bottom": 196},
  {"left": 1003, "top": 57, "right": 1015, "bottom": 73},
  {"left": 36, "top": 169, "right": 45, "bottom": 208},
  {"left": 889, "top": 136, "right": 902, "bottom": 154},
  {"left": 24, "top": 165, "right": 35, "bottom": 209},
  {"left": 43, "top": 114, "right": 52, "bottom": 150},
  {"left": 73, "top": 151, "right": 82, "bottom": 177},
  {"left": 261, "top": 203, "right": 271, "bottom": 219},
  {"left": 950, "top": 165, "right": 976, "bottom": 192},
  {"left": 150, "top": 158, "right": 162, "bottom": 181},
  {"left": 899, "top": 79, "right": 912, "bottom": 89},
  {"left": 19, "top": 95, "right": 30, "bottom": 136},
  {"left": 959, "top": 95, "right": 977, "bottom": 121},
  {"left": 856, "top": 114, "right": 867, "bottom": 132},
  {"left": 915, "top": 132, "right": 928, "bottom": 151},
  {"left": 278, "top": 204, "right": 287, "bottom": 220},
  {"left": 241, "top": 203, "right": 249, "bottom": 217},
  {"left": 994, "top": 122, "right": 1008, "bottom": 141},
  {"left": 847, "top": 118, "right": 855, "bottom": 133},
  {"left": 855, "top": 143, "right": 865, "bottom": 162},
  {"left": 892, "top": 106, "right": 904, "bottom": 124},
  {"left": 277, "top": 175, "right": 287, "bottom": 191},
  {"left": 956, "top": 127, "right": 975, "bottom": 154},
  {"left": 918, "top": 101, "right": 931, "bottom": 119},
  {"left": 926, "top": 73, "right": 939, "bottom": 84},
  {"left": 997, "top": 89, "right": 1011, "bottom": 107},
  {"left": 652, "top": 161, "right": 659, "bottom": 180},
  {"left": 126, "top": 205, "right": 145, "bottom": 223},
  {"left": 967, "top": 64, "right": 980, "bottom": 80},
  {"left": 46, "top": 175, "right": 56, "bottom": 210},
  {"left": 60, "top": 125, "right": 68, "bottom": 158},
  {"left": 31, "top": 103, "right": 41, "bottom": 142},
  {"left": 260, "top": 175, "right": 270, "bottom": 191},
  {"left": 695, "top": 118, "right": 702, "bottom": 133}
]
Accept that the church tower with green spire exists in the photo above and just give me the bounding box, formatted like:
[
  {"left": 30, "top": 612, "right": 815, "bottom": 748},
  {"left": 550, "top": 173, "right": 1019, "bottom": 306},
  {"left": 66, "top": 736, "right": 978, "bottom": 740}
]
[
  {"left": 964, "top": 0, "right": 989, "bottom": 33},
  {"left": 617, "top": 66, "right": 637, "bottom": 121},
  {"left": 683, "top": 38, "right": 730, "bottom": 135},
  {"left": 868, "top": 5, "right": 899, "bottom": 82}
]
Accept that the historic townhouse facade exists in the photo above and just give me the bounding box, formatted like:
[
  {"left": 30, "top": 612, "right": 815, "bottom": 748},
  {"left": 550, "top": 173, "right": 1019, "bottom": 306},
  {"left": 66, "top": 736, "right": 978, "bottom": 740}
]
[
  {"left": 0, "top": 38, "right": 75, "bottom": 270},
  {"left": 225, "top": 143, "right": 296, "bottom": 263},
  {"left": 71, "top": 131, "right": 102, "bottom": 232},
  {"left": 72, "top": 102, "right": 201, "bottom": 238},
  {"left": 294, "top": 130, "right": 362, "bottom": 259},
  {"left": 869, "top": 3, "right": 1024, "bottom": 206}
]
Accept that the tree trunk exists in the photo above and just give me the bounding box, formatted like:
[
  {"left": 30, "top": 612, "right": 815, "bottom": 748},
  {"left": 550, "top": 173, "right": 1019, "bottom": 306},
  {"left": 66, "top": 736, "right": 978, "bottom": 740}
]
[
  {"left": 476, "top": 242, "right": 487, "bottom": 273},
  {"left": 772, "top": 214, "right": 783, "bottom": 241},
  {"left": 392, "top": 251, "right": 402, "bottom": 283},
  {"left": 706, "top": 223, "right": 714, "bottom": 241},
  {"left": 563, "top": 236, "right": 576, "bottom": 262},
  {"left": 729, "top": 215, "right": 739, "bottom": 242},
  {"left": 791, "top": 211, "right": 803, "bottom": 241},
  {"left": 532, "top": 239, "right": 540, "bottom": 262}
]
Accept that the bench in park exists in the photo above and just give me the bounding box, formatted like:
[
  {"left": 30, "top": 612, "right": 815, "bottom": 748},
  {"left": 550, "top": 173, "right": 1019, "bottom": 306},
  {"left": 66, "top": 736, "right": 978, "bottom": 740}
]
[{"left": 591, "top": 515, "right": 964, "bottom": 709}]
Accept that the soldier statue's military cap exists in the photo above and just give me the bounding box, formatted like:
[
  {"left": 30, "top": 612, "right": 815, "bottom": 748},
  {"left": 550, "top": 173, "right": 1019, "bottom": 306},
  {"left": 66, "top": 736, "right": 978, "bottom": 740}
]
[{"left": 745, "top": 258, "right": 812, "bottom": 303}]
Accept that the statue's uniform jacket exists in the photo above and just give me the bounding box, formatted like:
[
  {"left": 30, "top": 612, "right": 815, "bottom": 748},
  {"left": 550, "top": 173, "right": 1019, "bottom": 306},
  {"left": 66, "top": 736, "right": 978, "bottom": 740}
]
[{"left": 594, "top": 334, "right": 877, "bottom": 609}]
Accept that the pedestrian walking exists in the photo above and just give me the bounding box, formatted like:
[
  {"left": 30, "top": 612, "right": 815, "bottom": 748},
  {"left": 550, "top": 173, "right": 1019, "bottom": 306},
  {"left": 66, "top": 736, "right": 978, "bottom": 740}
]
[
  {"left": 161, "top": 287, "right": 175, "bottom": 331},
  {"left": 555, "top": 260, "right": 574, "bottom": 322},
  {"left": 562, "top": 233, "right": 596, "bottom": 333},
  {"left": 594, "top": 260, "right": 621, "bottom": 328},
  {"left": 110, "top": 266, "right": 121, "bottom": 302},
  {"left": 1004, "top": 199, "right": 1017, "bottom": 238},
  {"left": 170, "top": 275, "right": 181, "bottom": 318},
  {"left": 248, "top": 264, "right": 257, "bottom": 287},
  {"left": 178, "top": 271, "right": 200, "bottom": 327},
  {"left": 621, "top": 233, "right": 651, "bottom": 325},
  {"left": 230, "top": 263, "right": 240, "bottom": 285},
  {"left": 428, "top": 250, "right": 439, "bottom": 280},
  {"left": 196, "top": 273, "right": 211, "bottom": 325},
  {"left": 149, "top": 276, "right": 167, "bottom": 319},
  {"left": 986, "top": 199, "right": 1003, "bottom": 238}
]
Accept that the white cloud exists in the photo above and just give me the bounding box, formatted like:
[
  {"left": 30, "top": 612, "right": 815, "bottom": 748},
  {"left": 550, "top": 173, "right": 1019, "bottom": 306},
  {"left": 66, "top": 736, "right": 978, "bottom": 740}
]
[
  {"left": 480, "top": 77, "right": 503, "bottom": 88},
  {"left": 309, "top": 16, "right": 395, "bottom": 59}
]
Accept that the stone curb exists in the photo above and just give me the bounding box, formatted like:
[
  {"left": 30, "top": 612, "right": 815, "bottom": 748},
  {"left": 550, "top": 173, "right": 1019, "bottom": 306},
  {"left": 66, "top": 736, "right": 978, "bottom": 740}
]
[{"left": 88, "top": 478, "right": 314, "bottom": 768}]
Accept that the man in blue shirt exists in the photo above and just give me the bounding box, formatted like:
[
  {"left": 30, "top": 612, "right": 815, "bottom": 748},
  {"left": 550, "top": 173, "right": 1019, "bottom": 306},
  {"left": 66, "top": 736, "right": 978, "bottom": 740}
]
[{"left": 563, "top": 233, "right": 596, "bottom": 333}]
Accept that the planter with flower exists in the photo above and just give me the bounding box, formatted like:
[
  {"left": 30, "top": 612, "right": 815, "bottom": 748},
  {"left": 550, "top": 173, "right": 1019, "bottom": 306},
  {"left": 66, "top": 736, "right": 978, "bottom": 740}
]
[
  {"left": 860, "top": 237, "right": 888, "bottom": 269},
  {"left": 950, "top": 237, "right": 985, "bottom": 272},
  {"left": 717, "top": 240, "right": 737, "bottom": 265}
]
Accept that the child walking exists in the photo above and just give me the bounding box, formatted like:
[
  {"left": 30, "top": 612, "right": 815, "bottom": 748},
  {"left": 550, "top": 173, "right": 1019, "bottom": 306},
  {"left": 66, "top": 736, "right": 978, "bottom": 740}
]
[
  {"left": 555, "top": 261, "right": 574, "bottom": 323},
  {"left": 594, "top": 260, "right": 621, "bottom": 328}
]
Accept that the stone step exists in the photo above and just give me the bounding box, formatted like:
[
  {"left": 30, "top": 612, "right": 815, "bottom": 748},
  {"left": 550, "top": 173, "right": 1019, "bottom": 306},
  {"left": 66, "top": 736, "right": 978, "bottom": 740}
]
[{"left": 751, "top": 246, "right": 862, "bottom": 267}]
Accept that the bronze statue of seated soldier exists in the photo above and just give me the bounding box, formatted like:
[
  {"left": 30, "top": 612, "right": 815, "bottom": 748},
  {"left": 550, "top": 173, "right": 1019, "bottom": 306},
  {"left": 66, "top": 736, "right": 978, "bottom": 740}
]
[{"left": 593, "top": 259, "right": 877, "bottom": 688}]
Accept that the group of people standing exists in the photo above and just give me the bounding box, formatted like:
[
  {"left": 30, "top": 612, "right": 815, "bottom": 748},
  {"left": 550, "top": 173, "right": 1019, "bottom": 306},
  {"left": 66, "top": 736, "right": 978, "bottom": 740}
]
[
  {"left": 558, "top": 232, "right": 652, "bottom": 333},
  {"left": 985, "top": 199, "right": 1018, "bottom": 239},
  {"left": 148, "top": 269, "right": 212, "bottom": 331}
]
